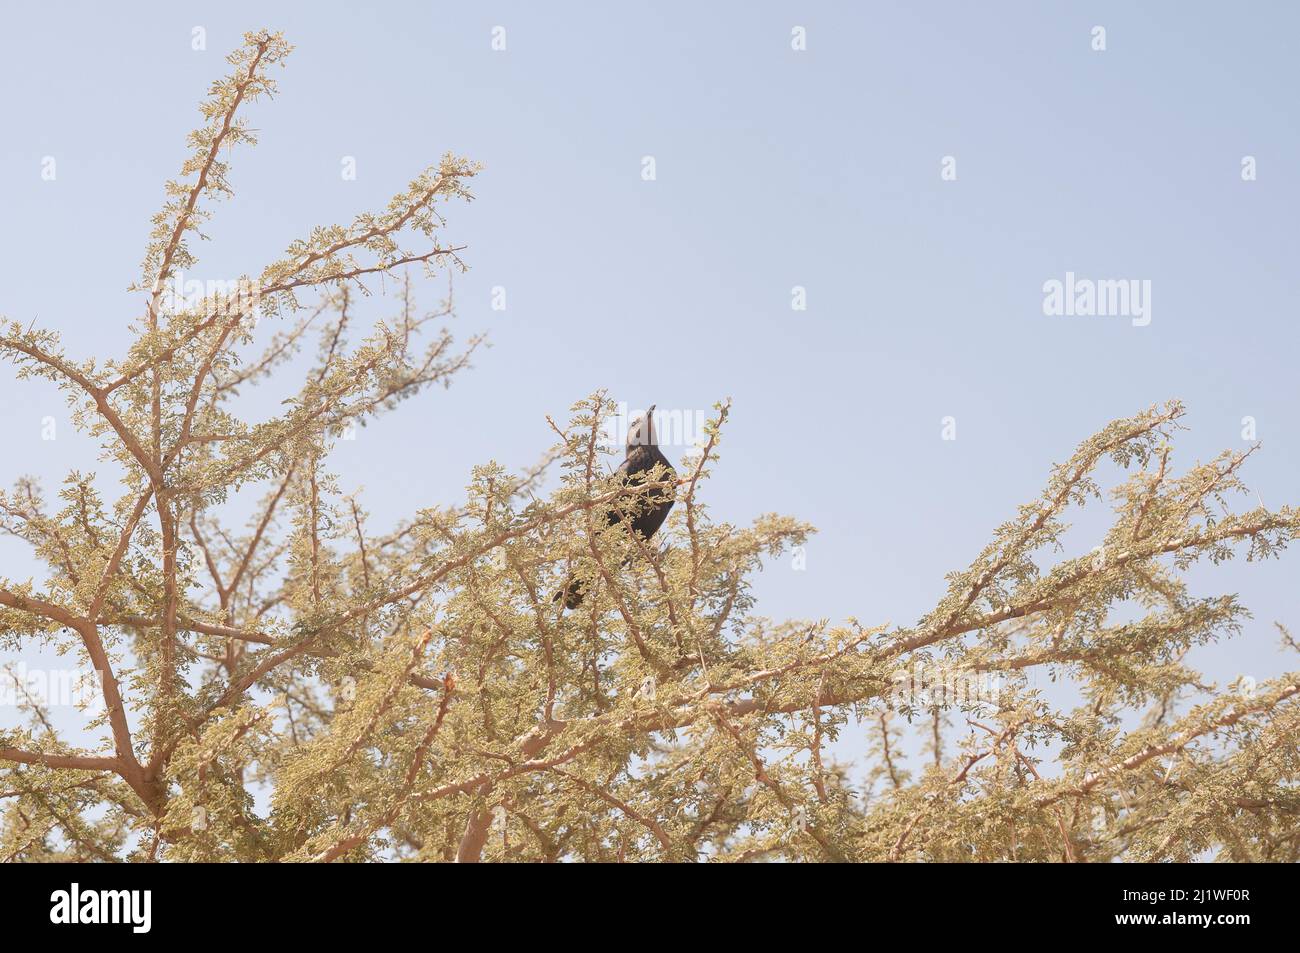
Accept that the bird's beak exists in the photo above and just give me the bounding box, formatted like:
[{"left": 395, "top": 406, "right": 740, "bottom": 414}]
[{"left": 647, "top": 404, "right": 656, "bottom": 417}]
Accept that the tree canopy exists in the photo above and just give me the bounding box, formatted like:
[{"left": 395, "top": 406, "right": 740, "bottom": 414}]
[{"left": 2, "top": 31, "right": 1298, "bottom": 863}]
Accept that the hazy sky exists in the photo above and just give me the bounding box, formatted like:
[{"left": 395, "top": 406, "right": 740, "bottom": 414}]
[{"left": 2, "top": 3, "right": 1297, "bottom": 757}]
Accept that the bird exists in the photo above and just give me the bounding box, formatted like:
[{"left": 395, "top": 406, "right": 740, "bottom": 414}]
[{"left": 554, "top": 404, "right": 676, "bottom": 610}]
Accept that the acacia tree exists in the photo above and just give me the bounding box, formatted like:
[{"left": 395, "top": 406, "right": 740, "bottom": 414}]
[{"left": 2, "top": 31, "right": 1298, "bottom": 863}]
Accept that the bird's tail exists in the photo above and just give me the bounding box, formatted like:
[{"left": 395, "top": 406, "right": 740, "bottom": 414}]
[{"left": 553, "top": 575, "right": 586, "bottom": 611}]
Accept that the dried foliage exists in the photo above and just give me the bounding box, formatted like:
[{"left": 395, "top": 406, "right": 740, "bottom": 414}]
[{"left": 2, "top": 32, "right": 1297, "bottom": 863}]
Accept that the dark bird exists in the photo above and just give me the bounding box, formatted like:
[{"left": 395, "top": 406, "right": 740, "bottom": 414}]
[{"left": 555, "top": 404, "right": 676, "bottom": 610}]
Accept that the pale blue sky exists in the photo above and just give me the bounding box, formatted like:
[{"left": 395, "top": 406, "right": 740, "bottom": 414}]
[{"left": 2, "top": 3, "right": 1297, "bottom": 756}]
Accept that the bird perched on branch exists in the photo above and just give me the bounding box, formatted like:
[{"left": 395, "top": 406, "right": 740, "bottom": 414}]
[{"left": 555, "top": 404, "right": 676, "bottom": 610}]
